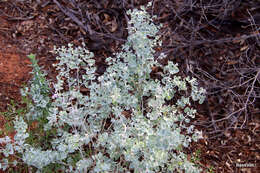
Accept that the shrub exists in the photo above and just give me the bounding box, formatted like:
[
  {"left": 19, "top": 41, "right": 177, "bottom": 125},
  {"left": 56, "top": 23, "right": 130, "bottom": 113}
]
[{"left": 0, "top": 3, "right": 206, "bottom": 172}]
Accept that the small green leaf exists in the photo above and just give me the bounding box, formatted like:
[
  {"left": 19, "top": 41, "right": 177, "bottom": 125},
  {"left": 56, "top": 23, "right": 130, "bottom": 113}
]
[{"left": 27, "top": 53, "right": 36, "bottom": 60}]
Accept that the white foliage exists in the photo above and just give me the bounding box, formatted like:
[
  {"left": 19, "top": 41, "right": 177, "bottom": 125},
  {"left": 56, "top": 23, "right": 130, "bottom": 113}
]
[{"left": 0, "top": 3, "right": 206, "bottom": 173}]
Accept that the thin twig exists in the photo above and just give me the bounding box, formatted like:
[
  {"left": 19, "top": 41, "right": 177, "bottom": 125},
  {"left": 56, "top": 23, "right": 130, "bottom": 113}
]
[
  {"left": 53, "top": 0, "right": 93, "bottom": 35},
  {"left": 166, "top": 33, "right": 260, "bottom": 50},
  {"left": 241, "top": 69, "right": 260, "bottom": 127}
]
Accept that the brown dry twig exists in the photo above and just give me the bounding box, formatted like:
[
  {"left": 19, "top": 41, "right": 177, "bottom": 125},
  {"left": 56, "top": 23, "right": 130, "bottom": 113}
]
[
  {"left": 241, "top": 68, "right": 260, "bottom": 127},
  {"left": 53, "top": 0, "right": 94, "bottom": 36},
  {"left": 53, "top": 0, "right": 126, "bottom": 42}
]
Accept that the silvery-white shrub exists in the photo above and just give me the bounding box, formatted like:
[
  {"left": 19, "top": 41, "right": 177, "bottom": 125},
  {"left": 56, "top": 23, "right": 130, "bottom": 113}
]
[{"left": 0, "top": 2, "right": 206, "bottom": 172}]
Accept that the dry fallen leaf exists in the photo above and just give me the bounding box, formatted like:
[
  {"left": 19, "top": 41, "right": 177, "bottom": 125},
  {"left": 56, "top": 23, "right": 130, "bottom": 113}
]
[
  {"left": 110, "top": 19, "right": 118, "bottom": 32},
  {"left": 240, "top": 45, "right": 248, "bottom": 51}
]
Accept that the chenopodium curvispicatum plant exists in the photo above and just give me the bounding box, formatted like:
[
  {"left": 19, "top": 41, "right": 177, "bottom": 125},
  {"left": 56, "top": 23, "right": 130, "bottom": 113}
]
[
  {"left": 0, "top": 3, "right": 206, "bottom": 173},
  {"left": 21, "top": 54, "right": 51, "bottom": 120}
]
